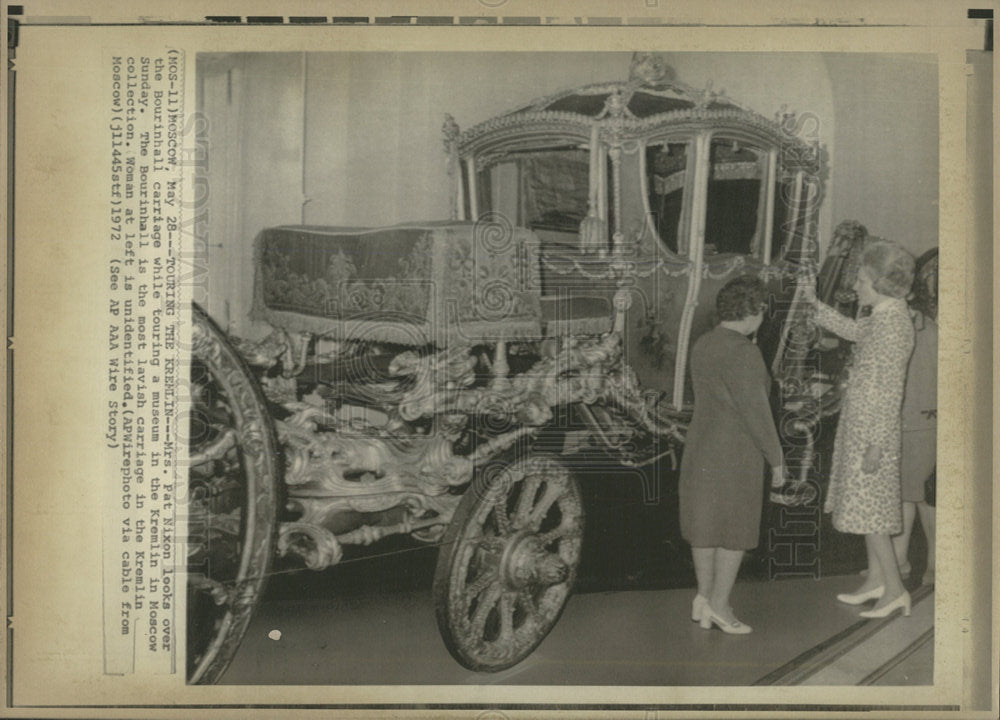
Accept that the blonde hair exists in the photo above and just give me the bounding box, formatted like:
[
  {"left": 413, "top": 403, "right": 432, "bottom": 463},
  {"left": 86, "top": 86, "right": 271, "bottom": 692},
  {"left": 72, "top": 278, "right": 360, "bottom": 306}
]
[{"left": 859, "top": 238, "right": 915, "bottom": 299}]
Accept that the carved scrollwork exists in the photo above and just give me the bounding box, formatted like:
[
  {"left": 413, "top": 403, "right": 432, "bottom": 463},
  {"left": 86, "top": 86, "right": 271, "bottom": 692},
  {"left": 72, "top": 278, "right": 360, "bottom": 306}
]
[
  {"left": 230, "top": 330, "right": 289, "bottom": 370},
  {"left": 459, "top": 101, "right": 807, "bottom": 160},
  {"left": 475, "top": 150, "right": 512, "bottom": 172},
  {"left": 277, "top": 405, "right": 475, "bottom": 498},
  {"left": 442, "top": 113, "right": 460, "bottom": 154},
  {"left": 278, "top": 522, "right": 344, "bottom": 570},
  {"left": 628, "top": 52, "right": 675, "bottom": 87},
  {"left": 387, "top": 333, "right": 629, "bottom": 434},
  {"left": 261, "top": 326, "right": 653, "bottom": 575}
]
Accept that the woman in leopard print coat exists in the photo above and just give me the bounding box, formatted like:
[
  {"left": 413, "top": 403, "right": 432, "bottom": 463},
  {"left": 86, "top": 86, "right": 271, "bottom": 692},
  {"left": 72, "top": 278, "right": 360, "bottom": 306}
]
[{"left": 806, "top": 238, "right": 916, "bottom": 617}]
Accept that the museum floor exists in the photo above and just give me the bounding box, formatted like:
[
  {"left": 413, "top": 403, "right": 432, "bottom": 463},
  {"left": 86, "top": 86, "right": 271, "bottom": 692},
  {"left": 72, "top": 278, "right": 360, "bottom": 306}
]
[
  {"left": 221, "top": 571, "right": 933, "bottom": 686},
  {"left": 219, "top": 501, "right": 934, "bottom": 689},
  {"left": 217, "top": 463, "right": 935, "bottom": 687}
]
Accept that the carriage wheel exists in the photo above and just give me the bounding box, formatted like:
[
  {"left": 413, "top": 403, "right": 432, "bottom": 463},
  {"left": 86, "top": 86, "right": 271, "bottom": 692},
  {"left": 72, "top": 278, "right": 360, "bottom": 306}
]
[
  {"left": 186, "top": 304, "right": 280, "bottom": 684},
  {"left": 433, "top": 454, "right": 584, "bottom": 672}
]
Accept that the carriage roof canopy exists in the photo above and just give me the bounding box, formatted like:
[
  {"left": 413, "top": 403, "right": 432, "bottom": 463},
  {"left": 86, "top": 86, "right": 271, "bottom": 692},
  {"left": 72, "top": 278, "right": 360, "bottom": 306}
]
[{"left": 455, "top": 55, "right": 821, "bottom": 176}]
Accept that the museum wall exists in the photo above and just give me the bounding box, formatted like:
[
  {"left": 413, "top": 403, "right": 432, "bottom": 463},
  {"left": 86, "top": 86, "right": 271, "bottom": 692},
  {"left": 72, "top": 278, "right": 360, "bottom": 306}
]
[
  {"left": 195, "top": 51, "right": 936, "bottom": 335},
  {"left": 823, "top": 53, "right": 939, "bottom": 259}
]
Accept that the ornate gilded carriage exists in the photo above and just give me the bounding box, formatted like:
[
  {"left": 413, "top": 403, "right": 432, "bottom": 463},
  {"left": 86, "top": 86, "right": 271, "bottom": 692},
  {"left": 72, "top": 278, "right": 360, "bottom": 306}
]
[
  {"left": 444, "top": 57, "right": 824, "bottom": 408},
  {"left": 186, "top": 58, "right": 826, "bottom": 683}
]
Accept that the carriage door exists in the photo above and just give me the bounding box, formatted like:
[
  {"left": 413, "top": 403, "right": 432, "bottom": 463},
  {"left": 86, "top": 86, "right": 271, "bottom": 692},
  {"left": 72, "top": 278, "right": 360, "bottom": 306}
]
[{"left": 670, "top": 134, "right": 777, "bottom": 409}]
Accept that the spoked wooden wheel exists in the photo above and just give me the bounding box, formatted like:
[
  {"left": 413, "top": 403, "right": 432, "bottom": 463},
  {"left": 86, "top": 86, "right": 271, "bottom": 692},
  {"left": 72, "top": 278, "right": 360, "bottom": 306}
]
[
  {"left": 186, "top": 304, "right": 280, "bottom": 684},
  {"left": 433, "top": 454, "right": 584, "bottom": 672}
]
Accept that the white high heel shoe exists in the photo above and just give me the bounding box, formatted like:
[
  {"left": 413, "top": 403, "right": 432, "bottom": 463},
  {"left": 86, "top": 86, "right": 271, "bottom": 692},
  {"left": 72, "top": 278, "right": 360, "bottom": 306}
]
[
  {"left": 836, "top": 586, "right": 884, "bottom": 605},
  {"left": 859, "top": 591, "right": 911, "bottom": 619},
  {"left": 699, "top": 606, "right": 752, "bottom": 634},
  {"left": 692, "top": 594, "right": 708, "bottom": 622}
]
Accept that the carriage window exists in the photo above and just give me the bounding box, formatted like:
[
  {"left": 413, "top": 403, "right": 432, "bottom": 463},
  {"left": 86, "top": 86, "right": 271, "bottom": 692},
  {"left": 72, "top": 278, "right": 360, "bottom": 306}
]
[
  {"left": 704, "top": 140, "right": 765, "bottom": 256},
  {"left": 646, "top": 142, "right": 688, "bottom": 254},
  {"left": 476, "top": 160, "right": 519, "bottom": 224},
  {"left": 521, "top": 149, "right": 591, "bottom": 232},
  {"left": 477, "top": 148, "right": 592, "bottom": 244}
]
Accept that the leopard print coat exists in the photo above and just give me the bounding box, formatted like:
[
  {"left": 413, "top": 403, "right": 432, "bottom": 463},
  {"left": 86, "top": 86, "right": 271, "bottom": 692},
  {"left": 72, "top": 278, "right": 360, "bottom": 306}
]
[{"left": 814, "top": 297, "right": 915, "bottom": 534}]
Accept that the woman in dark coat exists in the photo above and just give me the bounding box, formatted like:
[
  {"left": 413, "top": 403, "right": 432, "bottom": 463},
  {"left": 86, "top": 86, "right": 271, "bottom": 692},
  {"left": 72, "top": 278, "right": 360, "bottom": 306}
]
[{"left": 679, "top": 276, "right": 785, "bottom": 634}]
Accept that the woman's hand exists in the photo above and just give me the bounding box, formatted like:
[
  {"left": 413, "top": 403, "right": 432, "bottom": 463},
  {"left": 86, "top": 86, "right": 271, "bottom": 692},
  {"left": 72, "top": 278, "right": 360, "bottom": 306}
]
[
  {"left": 771, "top": 465, "right": 786, "bottom": 489},
  {"left": 862, "top": 445, "right": 882, "bottom": 474},
  {"left": 799, "top": 271, "right": 818, "bottom": 305}
]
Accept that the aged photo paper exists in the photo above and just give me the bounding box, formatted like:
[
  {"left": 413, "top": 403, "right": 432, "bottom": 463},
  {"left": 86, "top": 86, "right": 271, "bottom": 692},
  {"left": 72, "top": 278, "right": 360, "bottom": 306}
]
[{"left": 2, "top": 1, "right": 996, "bottom": 718}]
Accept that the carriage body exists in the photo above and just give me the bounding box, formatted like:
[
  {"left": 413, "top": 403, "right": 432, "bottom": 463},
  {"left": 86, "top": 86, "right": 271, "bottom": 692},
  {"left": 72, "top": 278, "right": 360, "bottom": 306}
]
[{"left": 449, "top": 74, "right": 824, "bottom": 410}]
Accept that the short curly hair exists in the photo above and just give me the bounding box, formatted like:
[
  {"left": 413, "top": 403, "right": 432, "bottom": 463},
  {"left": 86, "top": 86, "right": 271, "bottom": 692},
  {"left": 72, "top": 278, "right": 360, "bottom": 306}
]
[
  {"left": 716, "top": 275, "right": 767, "bottom": 321},
  {"left": 860, "top": 238, "right": 916, "bottom": 299}
]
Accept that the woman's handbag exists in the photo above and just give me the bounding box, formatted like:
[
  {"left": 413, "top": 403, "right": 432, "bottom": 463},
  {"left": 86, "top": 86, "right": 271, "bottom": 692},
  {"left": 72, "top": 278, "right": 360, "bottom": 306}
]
[{"left": 924, "top": 467, "right": 936, "bottom": 507}]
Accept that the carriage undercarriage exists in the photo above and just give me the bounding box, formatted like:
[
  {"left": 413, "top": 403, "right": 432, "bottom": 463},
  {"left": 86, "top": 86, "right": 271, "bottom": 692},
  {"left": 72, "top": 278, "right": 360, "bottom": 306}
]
[{"left": 187, "top": 299, "right": 689, "bottom": 682}]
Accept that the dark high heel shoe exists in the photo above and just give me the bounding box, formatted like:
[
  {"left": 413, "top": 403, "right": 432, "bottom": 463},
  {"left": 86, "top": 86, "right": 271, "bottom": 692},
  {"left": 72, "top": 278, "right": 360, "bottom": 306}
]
[{"left": 859, "top": 591, "right": 911, "bottom": 619}]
